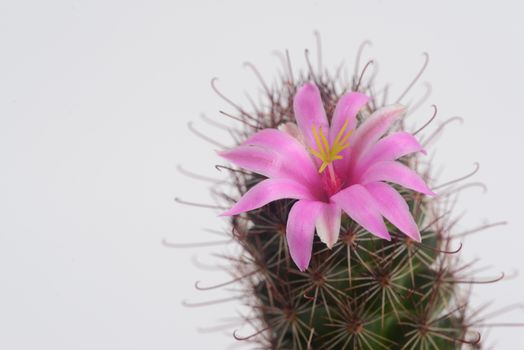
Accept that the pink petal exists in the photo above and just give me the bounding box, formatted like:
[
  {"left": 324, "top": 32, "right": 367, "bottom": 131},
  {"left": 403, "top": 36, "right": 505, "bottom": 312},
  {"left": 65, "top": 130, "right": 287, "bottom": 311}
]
[
  {"left": 293, "top": 83, "right": 329, "bottom": 151},
  {"left": 315, "top": 202, "right": 341, "bottom": 248},
  {"left": 365, "top": 182, "right": 421, "bottom": 241},
  {"left": 354, "top": 131, "right": 426, "bottom": 179},
  {"left": 339, "top": 104, "right": 406, "bottom": 180},
  {"left": 218, "top": 145, "right": 277, "bottom": 178},
  {"left": 222, "top": 178, "right": 315, "bottom": 216},
  {"left": 286, "top": 200, "right": 322, "bottom": 271},
  {"left": 240, "top": 128, "right": 320, "bottom": 187},
  {"left": 218, "top": 131, "right": 321, "bottom": 191},
  {"left": 360, "top": 160, "right": 435, "bottom": 196},
  {"left": 331, "top": 184, "right": 391, "bottom": 240},
  {"left": 351, "top": 104, "right": 406, "bottom": 154},
  {"left": 329, "top": 91, "right": 369, "bottom": 144}
]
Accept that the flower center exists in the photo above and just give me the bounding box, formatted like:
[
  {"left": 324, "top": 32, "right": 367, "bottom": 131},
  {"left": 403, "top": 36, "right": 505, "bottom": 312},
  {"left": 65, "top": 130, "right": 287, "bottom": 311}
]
[{"left": 310, "top": 119, "right": 352, "bottom": 173}]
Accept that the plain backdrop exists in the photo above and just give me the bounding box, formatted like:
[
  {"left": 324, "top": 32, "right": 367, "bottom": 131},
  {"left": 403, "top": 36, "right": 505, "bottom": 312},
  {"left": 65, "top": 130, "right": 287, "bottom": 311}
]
[{"left": 1, "top": 0, "right": 523, "bottom": 349}]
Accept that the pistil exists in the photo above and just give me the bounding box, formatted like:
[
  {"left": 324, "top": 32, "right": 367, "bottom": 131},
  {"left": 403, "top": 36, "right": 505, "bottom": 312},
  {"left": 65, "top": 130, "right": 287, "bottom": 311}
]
[{"left": 310, "top": 119, "right": 352, "bottom": 175}]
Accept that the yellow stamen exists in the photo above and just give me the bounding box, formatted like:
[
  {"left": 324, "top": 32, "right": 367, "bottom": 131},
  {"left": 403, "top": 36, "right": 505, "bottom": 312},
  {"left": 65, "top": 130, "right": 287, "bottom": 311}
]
[{"left": 309, "top": 119, "right": 353, "bottom": 173}]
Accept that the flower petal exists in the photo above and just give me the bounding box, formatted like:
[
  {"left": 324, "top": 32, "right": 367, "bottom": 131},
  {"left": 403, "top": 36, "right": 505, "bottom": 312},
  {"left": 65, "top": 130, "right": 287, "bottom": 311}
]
[
  {"left": 360, "top": 160, "right": 435, "bottom": 196},
  {"left": 293, "top": 83, "right": 329, "bottom": 151},
  {"left": 240, "top": 128, "right": 320, "bottom": 187},
  {"left": 218, "top": 145, "right": 276, "bottom": 178},
  {"left": 365, "top": 182, "right": 421, "bottom": 241},
  {"left": 315, "top": 202, "right": 341, "bottom": 248},
  {"left": 329, "top": 91, "right": 369, "bottom": 144},
  {"left": 354, "top": 131, "right": 426, "bottom": 179},
  {"left": 351, "top": 104, "right": 406, "bottom": 155},
  {"left": 340, "top": 104, "right": 406, "bottom": 180},
  {"left": 222, "top": 178, "right": 315, "bottom": 216},
  {"left": 218, "top": 131, "right": 321, "bottom": 190},
  {"left": 331, "top": 184, "right": 391, "bottom": 240},
  {"left": 286, "top": 200, "right": 322, "bottom": 271}
]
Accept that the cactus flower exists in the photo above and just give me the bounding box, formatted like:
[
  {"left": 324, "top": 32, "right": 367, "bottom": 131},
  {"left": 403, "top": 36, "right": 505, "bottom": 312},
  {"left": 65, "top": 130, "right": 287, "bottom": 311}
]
[{"left": 220, "top": 83, "right": 434, "bottom": 271}]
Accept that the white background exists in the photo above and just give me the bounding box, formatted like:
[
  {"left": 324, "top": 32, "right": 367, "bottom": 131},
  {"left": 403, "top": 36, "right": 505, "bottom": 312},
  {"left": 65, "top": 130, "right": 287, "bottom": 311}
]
[{"left": 1, "top": 0, "right": 523, "bottom": 349}]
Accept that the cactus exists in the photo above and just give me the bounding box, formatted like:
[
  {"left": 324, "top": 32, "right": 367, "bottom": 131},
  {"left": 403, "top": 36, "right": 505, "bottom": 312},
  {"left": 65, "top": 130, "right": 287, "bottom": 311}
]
[{"left": 185, "top": 41, "right": 507, "bottom": 349}]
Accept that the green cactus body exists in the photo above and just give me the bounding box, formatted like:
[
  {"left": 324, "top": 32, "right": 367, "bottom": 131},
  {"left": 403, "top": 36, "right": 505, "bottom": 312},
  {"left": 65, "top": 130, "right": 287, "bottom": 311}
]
[
  {"left": 232, "top": 181, "right": 470, "bottom": 349},
  {"left": 198, "top": 45, "right": 499, "bottom": 349}
]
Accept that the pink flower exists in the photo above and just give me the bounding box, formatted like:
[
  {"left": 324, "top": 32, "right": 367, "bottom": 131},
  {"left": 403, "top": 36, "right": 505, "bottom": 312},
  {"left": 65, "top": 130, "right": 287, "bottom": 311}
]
[{"left": 220, "top": 83, "right": 434, "bottom": 271}]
